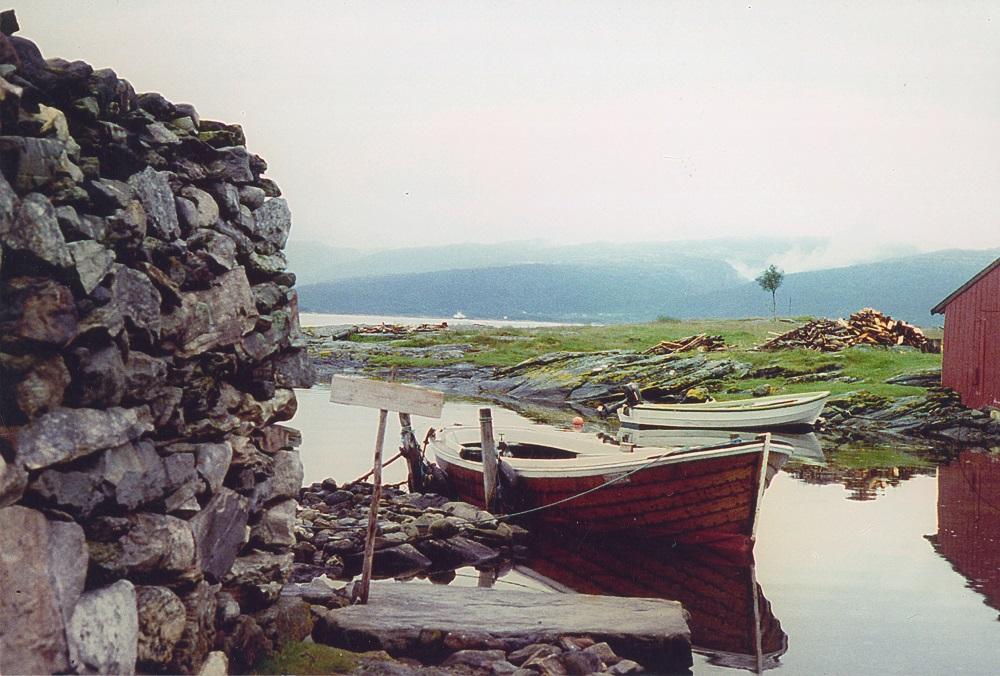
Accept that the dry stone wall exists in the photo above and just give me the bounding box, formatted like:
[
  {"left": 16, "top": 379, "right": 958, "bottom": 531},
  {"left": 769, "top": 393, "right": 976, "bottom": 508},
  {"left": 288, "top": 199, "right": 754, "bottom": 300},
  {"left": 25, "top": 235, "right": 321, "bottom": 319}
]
[{"left": 0, "top": 12, "right": 315, "bottom": 674}]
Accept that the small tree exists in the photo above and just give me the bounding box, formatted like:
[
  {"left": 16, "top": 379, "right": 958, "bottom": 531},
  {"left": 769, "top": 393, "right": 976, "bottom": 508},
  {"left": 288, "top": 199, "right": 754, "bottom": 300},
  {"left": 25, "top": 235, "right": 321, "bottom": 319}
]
[{"left": 756, "top": 264, "right": 784, "bottom": 319}]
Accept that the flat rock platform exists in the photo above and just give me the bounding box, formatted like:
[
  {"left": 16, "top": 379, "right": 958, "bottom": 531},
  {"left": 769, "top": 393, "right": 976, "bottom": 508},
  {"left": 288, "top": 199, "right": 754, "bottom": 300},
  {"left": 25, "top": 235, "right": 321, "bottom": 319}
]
[{"left": 314, "top": 581, "right": 692, "bottom": 672}]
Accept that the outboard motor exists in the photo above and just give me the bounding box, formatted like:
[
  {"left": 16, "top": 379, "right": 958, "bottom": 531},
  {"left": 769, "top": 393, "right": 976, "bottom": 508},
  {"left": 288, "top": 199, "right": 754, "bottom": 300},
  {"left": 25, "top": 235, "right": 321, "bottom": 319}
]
[
  {"left": 623, "top": 382, "right": 643, "bottom": 406},
  {"left": 596, "top": 382, "right": 644, "bottom": 418}
]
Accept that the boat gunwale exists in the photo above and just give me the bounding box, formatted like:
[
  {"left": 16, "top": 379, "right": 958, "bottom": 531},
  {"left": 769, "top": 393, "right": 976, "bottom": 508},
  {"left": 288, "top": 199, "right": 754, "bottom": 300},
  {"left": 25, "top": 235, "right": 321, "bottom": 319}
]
[{"left": 430, "top": 426, "right": 779, "bottom": 479}]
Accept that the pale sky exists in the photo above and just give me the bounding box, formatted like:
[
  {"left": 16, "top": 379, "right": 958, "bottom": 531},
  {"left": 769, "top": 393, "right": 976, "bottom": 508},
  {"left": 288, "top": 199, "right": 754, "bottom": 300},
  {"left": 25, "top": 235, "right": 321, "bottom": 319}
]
[{"left": 20, "top": 1, "right": 1000, "bottom": 258}]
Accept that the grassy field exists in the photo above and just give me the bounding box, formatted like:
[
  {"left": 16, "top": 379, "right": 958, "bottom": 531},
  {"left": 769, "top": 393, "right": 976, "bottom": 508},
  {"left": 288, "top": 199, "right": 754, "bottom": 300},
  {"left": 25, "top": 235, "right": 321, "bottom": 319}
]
[{"left": 346, "top": 317, "right": 943, "bottom": 400}]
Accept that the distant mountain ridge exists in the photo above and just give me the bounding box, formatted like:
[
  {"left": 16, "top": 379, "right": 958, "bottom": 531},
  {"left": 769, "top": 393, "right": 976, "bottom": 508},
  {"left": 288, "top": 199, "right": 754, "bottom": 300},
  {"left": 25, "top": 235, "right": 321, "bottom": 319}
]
[
  {"left": 285, "top": 236, "right": 918, "bottom": 285},
  {"left": 293, "top": 243, "right": 1000, "bottom": 326}
]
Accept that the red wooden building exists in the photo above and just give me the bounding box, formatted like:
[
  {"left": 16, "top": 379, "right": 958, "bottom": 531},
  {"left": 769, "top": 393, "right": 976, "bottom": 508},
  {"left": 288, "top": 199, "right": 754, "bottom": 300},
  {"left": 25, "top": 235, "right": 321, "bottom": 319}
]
[{"left": 931, "top": 257, "right": 1000, "bottom": 409}]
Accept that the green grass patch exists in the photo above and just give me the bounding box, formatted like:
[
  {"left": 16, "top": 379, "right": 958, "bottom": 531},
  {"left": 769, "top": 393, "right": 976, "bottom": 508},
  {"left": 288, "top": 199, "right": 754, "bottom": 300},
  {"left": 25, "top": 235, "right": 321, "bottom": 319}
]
[
  {"left": 321, "top": 319, "right": 944, "bottom": 400},
  {"left": 365, "top": 354, "right": 461, "bottom": 368},
  {"left": 252, "top": 641, "right": 361, "bottom": 675}
]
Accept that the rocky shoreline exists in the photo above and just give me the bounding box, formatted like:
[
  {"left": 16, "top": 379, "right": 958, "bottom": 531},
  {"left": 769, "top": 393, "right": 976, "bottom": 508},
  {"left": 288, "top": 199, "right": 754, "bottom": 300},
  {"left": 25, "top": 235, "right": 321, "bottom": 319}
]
[
  {"left": 284, "top": 479, "right": 652, "bottom": 674},
  {"left": 307, "top": 325, "right": 1000, "bottom": 448}
]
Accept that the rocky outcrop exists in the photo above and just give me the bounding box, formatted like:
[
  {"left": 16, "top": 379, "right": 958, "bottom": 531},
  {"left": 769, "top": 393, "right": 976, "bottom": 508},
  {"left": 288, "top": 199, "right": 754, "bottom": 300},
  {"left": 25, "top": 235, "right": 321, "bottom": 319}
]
[
  {"left": 0, "top": 13, "right": 312, "bottom": 674},
  {"left": 824, "top": 388, "right": 1000, "bottom": 445},
  {"left": 483, "top": 351, "right": 749, "bottom": 405}
]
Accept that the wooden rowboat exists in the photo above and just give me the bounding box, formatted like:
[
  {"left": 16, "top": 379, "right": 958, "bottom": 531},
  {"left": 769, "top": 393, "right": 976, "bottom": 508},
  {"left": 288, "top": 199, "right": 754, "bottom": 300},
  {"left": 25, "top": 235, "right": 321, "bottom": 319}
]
[
  {"left": 429, "top": 426, "right": 781, "bottom": 553},
  {"left": 618, "top": 391, "right": 830, "bottom": 430}
]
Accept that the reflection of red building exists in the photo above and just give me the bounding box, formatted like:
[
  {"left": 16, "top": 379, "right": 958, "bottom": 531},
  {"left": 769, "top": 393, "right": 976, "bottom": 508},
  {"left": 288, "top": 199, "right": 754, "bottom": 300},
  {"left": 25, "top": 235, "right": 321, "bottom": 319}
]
[{"left": 927, "top": 450, "right": 1000, "bottom": 612}]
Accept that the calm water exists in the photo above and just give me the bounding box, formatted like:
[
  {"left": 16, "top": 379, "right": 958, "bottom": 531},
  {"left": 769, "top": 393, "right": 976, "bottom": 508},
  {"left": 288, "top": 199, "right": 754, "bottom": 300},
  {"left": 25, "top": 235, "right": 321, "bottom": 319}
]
[
  {"left": 291, "top": 387, "right": 1000, "bottom": 675},
  {"left": 299, "top": 312, "right": 572, "bottom": 329}
]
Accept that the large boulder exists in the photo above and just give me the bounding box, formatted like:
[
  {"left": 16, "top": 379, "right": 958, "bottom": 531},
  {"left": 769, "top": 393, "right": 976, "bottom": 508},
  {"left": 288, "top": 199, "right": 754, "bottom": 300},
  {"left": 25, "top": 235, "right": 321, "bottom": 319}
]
[
  {"left": 15, "top": 405, "right": 152, "bottom": 470},
  {"left": 127, "top": 167, "right": 180, "bottom": 240},
  {"left": 14, "top": 353, "right": 70, "bottom": 417},
  {"left": 168, "top": 581, "right": 219, "bottom": 674},
  {"left": 67, "top": 579, "right": 139, "bottom": 675},
  {"left": 68, "top": 343, "right": 126, "bottom": 407},
  {"left": 0, "top": 276, "right": 78, "bottom": 345},
  {"left": 135, "top": 585, "right": 187, "bottom": 669},
  {"left": 67, "top": 239, "right": 115, "bottom": 294},
  {"left": 161, "top": 266, "right": 257, "bottom": 357},
  {"left": 188, "top": 488, "right": 249, "bottom": 581},
  {"left": 249, "top": 498, "right": 297, "bottom": 549},
  {"left": 0, "top": 506, "right": 87, "bottom": 675},
  {"left": 251, "top": 197, "right": 291, "bottom": 248},
  {"left": 0, "top": 455, "right": 28, "bottom": 506},
  {"left": 0, "top": 136, "right": 82, "bottom": 191},
  {"left": 251, "top": 449, "right": 303, "bottom": 509},
  {"left": 88, "top": 512, "right": 196, "bottom": 579},
  {"left": 2, "top": 192, "right": 73, "bottom": 268},
  {"left": 223, "top": 550, "right": 294, "bottom": 610}
]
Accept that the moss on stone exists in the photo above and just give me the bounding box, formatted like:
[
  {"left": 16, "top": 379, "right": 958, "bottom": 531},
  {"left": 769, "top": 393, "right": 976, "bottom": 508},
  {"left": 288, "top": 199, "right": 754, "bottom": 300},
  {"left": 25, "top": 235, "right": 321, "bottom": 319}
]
[{"left": 252, "top": 641, "right": 363, "bottom": 674}]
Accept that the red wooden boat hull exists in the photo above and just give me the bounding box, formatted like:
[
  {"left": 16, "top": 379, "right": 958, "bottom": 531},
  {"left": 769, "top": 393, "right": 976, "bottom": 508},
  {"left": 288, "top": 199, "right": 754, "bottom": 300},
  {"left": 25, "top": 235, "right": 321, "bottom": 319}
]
[{"left": 434, "top": 441, "right": 768, "bottom": 553}]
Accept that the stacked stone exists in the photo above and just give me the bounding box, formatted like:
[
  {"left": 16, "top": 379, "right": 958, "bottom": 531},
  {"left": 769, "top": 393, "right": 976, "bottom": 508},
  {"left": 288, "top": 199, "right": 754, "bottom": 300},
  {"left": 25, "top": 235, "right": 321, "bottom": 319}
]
[
  {"left": 293, "top": 481, "right": 529, "bottom": 583},
  {"left": 0, "top": 13, "right": 314, "bottom": 675}
]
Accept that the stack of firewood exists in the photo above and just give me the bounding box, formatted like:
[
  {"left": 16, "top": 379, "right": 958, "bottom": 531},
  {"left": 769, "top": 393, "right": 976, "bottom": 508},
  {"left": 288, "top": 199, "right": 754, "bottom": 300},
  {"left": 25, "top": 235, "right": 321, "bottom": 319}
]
[
  {"left": 644, "top": 333, "right": 727, "bottom": 355},
  {"left": 848, "top": 308, "right": 927, "bottom": 348},
  {"left": 759, "top": 309, "right": 927, "bottom": 351}
]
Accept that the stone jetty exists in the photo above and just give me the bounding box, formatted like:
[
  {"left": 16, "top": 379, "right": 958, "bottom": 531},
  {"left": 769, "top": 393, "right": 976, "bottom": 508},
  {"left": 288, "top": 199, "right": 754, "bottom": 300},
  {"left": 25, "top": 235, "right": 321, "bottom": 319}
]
[
  {"left": 0, "top": 12, "right": 314, "bottom": 674},
  {"left": 316, "top": 582, "right": 691, "bottom": 673},
  {"left": 291, "top": 481, "right": 684, "bottom": 674}
]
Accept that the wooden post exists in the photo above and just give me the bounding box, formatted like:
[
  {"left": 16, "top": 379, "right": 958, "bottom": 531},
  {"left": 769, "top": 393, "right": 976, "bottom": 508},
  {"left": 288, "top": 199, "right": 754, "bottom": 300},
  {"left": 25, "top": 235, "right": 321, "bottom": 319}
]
[
  {"left": 479, "top": 407, "right": 498, "bottom": 512},
  {"left": 355, "top": 408, "right": 389, "bottom": 605},
  {"left": 398, "top": 412, "right": 423, "bottom": 492},
  {"left": 328, "top": 375, "right": 444, "bottom": 606}
]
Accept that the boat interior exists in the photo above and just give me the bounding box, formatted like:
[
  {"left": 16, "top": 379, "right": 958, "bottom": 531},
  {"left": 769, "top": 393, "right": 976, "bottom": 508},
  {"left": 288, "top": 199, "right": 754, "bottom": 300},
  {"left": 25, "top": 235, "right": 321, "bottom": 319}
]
[
  {"left": 455, "top": 435, "right": 775, "bottom": 463},
  {"left": 459, "top": 441, "right": 580, "bottom": 462}
]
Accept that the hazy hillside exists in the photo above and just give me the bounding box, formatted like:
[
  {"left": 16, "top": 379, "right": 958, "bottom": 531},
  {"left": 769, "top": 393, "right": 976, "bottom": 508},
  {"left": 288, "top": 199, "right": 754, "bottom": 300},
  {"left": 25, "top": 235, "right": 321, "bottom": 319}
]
[
  {"left": 286, "top": 236, "right": 919, "bottom": 286},
  {"left": 297, "top": 259, "right": 743, "bottom": 322},
  {"left": 294, "top": 246, "right": 999, "bottom": 326},
  {"left": 674, "top": 249, "right": 1000, "bottom": 325}
]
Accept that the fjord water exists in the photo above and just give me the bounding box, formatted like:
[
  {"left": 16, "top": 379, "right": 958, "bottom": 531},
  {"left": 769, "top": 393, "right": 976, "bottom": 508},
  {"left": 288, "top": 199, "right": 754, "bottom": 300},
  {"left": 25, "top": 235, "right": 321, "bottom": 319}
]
[{"left": 292, "top": 387, "right": 1000, "bottom": 674}]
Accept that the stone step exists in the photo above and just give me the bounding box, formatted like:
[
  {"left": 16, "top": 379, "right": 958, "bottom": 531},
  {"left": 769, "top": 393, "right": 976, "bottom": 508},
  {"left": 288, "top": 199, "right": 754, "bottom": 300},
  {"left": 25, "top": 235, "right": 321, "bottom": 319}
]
[{"left": 313, "top": 581, "right": 692, "bottom": 672}]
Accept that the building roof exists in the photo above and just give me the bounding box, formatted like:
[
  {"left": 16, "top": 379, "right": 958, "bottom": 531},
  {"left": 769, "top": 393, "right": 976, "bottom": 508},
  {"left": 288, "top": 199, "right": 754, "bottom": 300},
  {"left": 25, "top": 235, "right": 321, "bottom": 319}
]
[{"left": 931, "top": 257, "right": 1000, "bottom": 315}]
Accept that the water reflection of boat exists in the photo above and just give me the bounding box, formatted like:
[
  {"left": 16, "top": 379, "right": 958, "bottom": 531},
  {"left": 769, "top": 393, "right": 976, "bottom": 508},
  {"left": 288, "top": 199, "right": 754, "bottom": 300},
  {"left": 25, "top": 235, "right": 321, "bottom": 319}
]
[
  {"left": 926, "top": 449, "right": 1000, "bottom": 613},
  {"left": 521, "top": 530, "right": 788, "bottom": 672},
  {"left": 430, "top": 426, "right": 776, "bottom": 552}
]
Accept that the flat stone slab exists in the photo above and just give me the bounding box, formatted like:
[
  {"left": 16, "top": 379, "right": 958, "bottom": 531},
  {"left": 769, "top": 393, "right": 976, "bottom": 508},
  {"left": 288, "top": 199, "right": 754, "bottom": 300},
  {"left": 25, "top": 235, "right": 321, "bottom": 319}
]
[{"left": 317, "top": 582, "right": 691, "bottom": 672}]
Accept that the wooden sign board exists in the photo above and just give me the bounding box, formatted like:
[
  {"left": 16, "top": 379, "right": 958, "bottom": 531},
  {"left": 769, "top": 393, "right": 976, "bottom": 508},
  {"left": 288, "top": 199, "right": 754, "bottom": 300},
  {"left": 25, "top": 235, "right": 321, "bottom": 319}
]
[{"left": 329, "top": 375, "right": 444, "bottom": 418}]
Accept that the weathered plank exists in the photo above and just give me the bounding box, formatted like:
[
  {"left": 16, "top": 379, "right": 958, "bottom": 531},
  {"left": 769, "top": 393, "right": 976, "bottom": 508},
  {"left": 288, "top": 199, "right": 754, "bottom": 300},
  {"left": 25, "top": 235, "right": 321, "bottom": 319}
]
[
  {"left": 479, "top": 408, "right": 499, "bottom": 513},
  {"left": 354, "top": 408, "right": 389, "bottom": 605},
  {"left": 315, "top": 581, "right": 692, "bottom": 671},
  {"left": 329, "top": 376, "right": 444, "bottom": 417}
]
